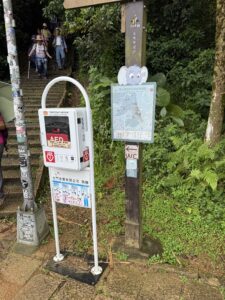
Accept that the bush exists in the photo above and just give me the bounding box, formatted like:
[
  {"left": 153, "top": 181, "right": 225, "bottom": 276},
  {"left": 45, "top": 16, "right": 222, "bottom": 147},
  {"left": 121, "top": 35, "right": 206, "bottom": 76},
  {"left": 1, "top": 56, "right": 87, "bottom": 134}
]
[
  {"left": 168, "top": 49, "right": 214, "bottom": 116},
  {"left": 143, "top": 117, "right": 225, "bottom": 263}
]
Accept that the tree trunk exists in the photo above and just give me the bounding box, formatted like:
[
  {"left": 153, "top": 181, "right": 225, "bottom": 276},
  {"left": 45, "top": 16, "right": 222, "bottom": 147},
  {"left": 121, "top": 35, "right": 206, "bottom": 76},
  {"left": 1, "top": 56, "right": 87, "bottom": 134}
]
[{"left": 205, "top": 0, "right": 225, "bottom": 146}]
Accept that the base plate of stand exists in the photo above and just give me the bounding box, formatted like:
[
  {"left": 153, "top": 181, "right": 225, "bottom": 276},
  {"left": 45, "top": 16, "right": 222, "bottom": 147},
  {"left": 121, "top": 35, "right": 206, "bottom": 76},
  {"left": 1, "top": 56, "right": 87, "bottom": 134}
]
[{"left": 45, "top": 252, "right": 108, "bottom": 285}]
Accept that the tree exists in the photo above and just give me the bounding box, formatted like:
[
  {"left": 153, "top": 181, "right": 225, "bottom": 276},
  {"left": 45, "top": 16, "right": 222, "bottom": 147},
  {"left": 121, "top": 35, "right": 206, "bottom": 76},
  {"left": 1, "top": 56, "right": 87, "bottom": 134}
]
[
  {"left": 0, "top": 0, "right": 42, "bottom": 79},
  {"left": 205, "top": 0, "right": 225, "bottom": 146}
]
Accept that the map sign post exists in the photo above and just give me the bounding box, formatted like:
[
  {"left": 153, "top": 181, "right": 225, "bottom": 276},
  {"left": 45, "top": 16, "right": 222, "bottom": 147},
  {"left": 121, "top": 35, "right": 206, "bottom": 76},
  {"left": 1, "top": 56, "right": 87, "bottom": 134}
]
[
  {"left": 64, "top": 0, "right": 150, "bottom": 251},
  {"left": 124, "top": 1, "right": 147, "bottom": 249}
]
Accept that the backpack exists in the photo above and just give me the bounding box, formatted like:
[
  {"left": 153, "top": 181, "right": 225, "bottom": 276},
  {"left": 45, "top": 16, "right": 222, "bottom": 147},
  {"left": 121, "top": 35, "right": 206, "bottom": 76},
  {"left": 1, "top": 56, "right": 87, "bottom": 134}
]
[{"left": 34, "top": 43, "right": 47, "bottom": 58}]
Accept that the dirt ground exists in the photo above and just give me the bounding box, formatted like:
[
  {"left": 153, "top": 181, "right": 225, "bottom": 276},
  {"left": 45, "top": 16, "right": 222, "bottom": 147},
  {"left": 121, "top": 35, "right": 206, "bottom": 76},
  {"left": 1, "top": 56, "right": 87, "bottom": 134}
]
[{"left": 0, "top": 203, "right": 224, "bottom": 300}]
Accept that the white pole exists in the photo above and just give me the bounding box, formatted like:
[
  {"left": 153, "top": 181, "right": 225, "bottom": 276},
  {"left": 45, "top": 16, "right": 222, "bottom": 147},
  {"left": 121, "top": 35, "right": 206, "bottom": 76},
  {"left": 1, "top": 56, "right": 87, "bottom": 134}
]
[
  {"left": 42, "top": 76, "right": 102, "bottom": 275},
  {"left": 49, "top": 168, "right": 64, "bottom": 262}
]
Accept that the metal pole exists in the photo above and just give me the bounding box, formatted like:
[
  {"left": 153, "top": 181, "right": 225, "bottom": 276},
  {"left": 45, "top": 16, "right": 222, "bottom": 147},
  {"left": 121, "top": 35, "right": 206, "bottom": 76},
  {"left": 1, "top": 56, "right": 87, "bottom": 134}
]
[
  {"left": 49, "top": 168, "right": 64, "bottom": 262},
  {"left": 2, "top": 0, "right": 36, "bottom": 211},
  {"left": 41, "top": 76, "right": 102, "bottom": 275}
]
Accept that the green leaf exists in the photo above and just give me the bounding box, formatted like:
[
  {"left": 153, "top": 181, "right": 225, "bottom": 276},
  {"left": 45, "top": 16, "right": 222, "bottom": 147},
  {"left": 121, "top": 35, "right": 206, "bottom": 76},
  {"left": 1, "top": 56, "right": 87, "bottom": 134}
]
[
  {"left": 162, "top": 173, "right": 182, "bottom": 187},
  {"left": 149, "top": 73, "right": 167, "bottom": 87},
  {"left": 160, "top": 107, "right": 167, "bottom": 117},
  {"left": 197, "top": 144, "right": 215, "bottom": 160},
  {"left": 190, "top": 169, "right": 202, "bottom": 179},
  {"left": 157, "top": 87, "right": 170, "bottom": 107},
  {"left": 215, "top": 159, "right": 225, "bottom": 168},
  {"left": 171, "top": 117, "right": 184, "bottom": 127},
  {"left": 167, "top": 104, "right": 184, "bottom": 118},
  {"left": 203, "top": 170, "right": 218, "bottom": 190}
]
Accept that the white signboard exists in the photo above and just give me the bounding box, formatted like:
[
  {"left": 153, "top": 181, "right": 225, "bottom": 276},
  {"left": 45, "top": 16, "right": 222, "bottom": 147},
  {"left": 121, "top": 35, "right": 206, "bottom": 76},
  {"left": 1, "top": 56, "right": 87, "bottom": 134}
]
[
  {"left": 111, "top": 83, "right": 156, "bottom": 143},
  {"left": 125, "top": 145, "right": 139, "bottom": 159},
  {"left": 49, "top": 167, "right": 91, "bottom": 208},
  {"left": 126, "top": 159, "right": 137, "bottom": 178}
]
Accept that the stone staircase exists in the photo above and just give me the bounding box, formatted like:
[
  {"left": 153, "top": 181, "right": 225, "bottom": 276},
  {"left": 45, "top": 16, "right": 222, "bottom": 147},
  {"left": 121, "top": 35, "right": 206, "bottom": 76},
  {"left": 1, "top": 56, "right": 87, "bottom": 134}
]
[{"left": 0, "top": 67, "right": 68, "bottom": 216}]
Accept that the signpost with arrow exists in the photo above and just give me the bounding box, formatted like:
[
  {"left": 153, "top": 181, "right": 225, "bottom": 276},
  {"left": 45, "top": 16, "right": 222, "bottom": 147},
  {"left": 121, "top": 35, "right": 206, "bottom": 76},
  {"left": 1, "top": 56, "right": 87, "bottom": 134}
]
[{"left": 64, "top": 0, "right": 155, "bottom": 254}]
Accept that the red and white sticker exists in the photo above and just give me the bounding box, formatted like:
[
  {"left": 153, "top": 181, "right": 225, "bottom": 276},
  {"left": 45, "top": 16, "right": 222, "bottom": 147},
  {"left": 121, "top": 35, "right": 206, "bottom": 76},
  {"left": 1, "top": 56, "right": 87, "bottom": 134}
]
[
  {"left": 83, "top": 149, "right": 89, "bottom": 162},
  {"left": 45, "top": 151, "right": 55, "bottom": 163}
]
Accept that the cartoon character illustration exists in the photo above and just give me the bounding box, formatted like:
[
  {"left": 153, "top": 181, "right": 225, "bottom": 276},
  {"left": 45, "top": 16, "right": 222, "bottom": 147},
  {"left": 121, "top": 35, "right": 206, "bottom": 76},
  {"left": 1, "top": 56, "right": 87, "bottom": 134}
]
[{"left": 117, "top": 65, "right": 148, "bottom": 85}]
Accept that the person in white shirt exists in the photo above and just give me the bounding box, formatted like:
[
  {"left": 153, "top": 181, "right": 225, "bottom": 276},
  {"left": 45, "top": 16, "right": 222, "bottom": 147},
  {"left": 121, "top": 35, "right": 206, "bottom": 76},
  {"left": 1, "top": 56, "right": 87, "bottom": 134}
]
[
  {"left": 28, "top": 35, "right": 52, "bottom": 79},
  {"left": 52, "top": 28, "right": 67, "bottom": 69}
]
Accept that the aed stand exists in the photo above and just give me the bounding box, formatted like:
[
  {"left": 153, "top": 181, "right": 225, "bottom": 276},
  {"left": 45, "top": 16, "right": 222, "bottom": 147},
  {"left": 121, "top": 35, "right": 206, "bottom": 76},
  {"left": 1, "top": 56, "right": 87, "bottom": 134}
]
[{"left": 39, "top": 76, "right": 105, "bottom": 284}]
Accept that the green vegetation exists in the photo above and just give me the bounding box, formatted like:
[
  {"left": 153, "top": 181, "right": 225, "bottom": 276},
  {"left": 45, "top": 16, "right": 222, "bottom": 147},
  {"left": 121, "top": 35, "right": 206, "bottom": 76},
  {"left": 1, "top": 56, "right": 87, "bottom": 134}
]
[{"left": 41, "top": 0, "right": 224, "bottom": 266}]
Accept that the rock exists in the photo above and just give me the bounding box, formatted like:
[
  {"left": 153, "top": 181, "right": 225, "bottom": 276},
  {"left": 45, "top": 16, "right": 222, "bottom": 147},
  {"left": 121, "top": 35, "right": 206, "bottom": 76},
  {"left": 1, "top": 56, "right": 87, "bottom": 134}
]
[{"left": 207, "top": 277, "right": 221, "bottom": 287}]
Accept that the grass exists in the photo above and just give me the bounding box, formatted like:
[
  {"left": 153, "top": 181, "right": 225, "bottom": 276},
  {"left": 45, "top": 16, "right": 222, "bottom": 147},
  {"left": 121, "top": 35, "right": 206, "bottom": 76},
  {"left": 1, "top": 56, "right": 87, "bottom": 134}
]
[{"left": 143, "top": 194, "right": 225, "bottom": 265}]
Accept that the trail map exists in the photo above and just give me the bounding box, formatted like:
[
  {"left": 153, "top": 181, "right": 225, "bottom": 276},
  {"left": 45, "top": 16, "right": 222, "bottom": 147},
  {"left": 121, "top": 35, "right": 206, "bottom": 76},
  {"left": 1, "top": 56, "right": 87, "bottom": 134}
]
[{"left": 111, "top": 83, "right": 156, "bottom": 143}]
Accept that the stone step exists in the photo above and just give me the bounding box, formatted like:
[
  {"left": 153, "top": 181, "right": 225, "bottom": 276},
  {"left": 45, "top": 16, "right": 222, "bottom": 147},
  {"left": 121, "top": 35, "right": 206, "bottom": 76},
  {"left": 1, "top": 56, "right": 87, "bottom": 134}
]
[
  {"left": 6, "top": 140, "right": 40, "bottom": 147},
  {"left": 0, "top": 198, "right": 22, "bottom": 217},
  {"left": 8, "top": 130, "right": 40, "bottom": 137},
  {"left": 23, "top": 118, "right": 40, "bottom": 123},
  {"left": 4, "top": 182, "right": 23, "bottom": 199},
  {"left": 7, "top": 140, "right": 41, "bottom": 147},
  {"left": 2, "top": 157, "right": 40, "bottom": 170},
  {"left": 3, "top": 169, "right": 20, "bottom": 180},
  {"left": 24, "top": 92, "right": 64, "bottom": 96},
  {"left": 23, "top": 99, "right": 60, "bottom": 106},
  {"left": 3, "top": 168, "right": 20, "bottom": 176},
  {"left": 7, "top": 121, "right": 39, "bottom": 130},
  {"left": 22, "top": 90, "right": 62, "bottom": 95},
  {"left": 3, "top": 148, "right": 42, "bottom": 158},
  {"left": 3, "top": 170, "right": 37, "bottom": 185},
  {"left": 24, "top": 105, "right": 60, "bottom": 110},
  {"left": 21, "top": 81, "right": 64, "bottom": 87}
]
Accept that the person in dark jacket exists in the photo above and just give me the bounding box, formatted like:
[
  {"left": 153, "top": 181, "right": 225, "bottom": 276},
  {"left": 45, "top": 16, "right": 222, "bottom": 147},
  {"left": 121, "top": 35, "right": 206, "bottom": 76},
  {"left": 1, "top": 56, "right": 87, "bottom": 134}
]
[{"left": 52, "top": 28, "right": 67, "bottom": 69}]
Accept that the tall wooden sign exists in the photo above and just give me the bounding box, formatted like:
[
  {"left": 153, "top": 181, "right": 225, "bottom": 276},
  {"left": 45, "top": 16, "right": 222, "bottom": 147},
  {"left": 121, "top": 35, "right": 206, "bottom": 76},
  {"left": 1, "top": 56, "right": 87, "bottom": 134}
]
[
  {"left": 124, "top": 1, "right": 146, "bottom": 249},
  {"left": 64, "top": 0, "right": 146, "bottom": 250}
]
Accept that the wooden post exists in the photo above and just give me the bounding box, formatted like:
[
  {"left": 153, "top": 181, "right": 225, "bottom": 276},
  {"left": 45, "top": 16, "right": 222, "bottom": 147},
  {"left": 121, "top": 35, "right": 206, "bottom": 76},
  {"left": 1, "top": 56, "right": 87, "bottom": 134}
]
[
  {"left": 63, "top": 0, "right": 147, "bottom": 251},
  {"left": 124, "top": 1, "right": 146, "bottom": 249}
]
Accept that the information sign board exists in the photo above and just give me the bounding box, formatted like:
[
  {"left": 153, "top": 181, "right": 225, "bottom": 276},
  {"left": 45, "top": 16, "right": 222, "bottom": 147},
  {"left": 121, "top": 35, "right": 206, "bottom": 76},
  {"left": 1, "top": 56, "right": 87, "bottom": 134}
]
[
  {"left": 111, "top": 83, "right": 156, "bottom": 143},
  {"left": 49, "top": 167, "right": 91, "bottom": 208}
]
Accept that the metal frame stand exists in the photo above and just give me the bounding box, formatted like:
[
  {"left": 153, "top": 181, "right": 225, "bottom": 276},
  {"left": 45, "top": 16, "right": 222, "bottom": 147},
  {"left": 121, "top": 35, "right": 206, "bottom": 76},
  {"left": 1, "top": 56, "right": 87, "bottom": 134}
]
[{"left": 41, "top": 76, "right": 102, "bottom": 276}]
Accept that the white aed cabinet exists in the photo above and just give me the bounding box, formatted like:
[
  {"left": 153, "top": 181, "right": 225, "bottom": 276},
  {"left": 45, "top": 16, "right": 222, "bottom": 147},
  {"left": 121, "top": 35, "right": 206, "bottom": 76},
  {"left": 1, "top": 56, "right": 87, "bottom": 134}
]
[{"left": 38, "top": 108, "right": 89, "bottom": 170}]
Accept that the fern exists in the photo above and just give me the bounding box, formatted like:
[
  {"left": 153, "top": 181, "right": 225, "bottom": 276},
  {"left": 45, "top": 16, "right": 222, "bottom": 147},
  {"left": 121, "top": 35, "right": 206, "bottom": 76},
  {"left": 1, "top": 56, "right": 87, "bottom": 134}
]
[
  {"left": 190, "top": 169, "right": 202, "bottom": 179},
  {"left": 203, "top": 169, "right": 218, "bottom": 191},
  {"left": 197, "top": 144, "right": 215, "bottom": 160}
]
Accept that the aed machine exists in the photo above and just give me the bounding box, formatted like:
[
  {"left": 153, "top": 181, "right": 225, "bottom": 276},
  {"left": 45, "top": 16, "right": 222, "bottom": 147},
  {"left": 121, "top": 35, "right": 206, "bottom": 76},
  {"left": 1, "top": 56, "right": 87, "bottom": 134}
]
[{"left": 38, "top": 108, "right": 90, "bottom": 170}]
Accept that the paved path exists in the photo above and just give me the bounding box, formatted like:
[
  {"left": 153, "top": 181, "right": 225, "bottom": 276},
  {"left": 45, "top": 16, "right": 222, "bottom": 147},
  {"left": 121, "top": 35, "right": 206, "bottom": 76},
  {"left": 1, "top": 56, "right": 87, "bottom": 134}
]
[{"left": 0, "top": 222, "right": 223, "bottom": 300}]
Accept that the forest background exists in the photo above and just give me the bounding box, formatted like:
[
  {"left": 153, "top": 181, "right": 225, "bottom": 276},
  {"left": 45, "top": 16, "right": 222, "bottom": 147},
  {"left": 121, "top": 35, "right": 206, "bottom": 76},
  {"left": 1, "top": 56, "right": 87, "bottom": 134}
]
[{"left": 0, "top": 0, "right": 224, "bottom": 267}]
